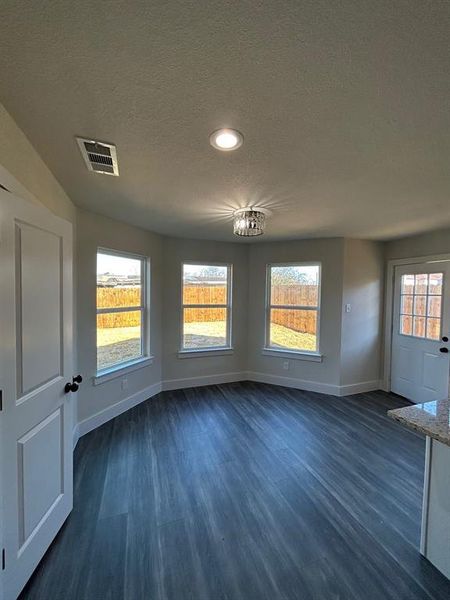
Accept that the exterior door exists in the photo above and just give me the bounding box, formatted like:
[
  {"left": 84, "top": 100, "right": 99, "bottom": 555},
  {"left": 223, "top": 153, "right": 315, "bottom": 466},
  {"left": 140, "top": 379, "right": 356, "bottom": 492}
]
[
  {"left": 391, "top": 262, "right": 450, "bottom": 403},
  {"left": 0, "top": 188, "right": 74, "bottom": 599}
]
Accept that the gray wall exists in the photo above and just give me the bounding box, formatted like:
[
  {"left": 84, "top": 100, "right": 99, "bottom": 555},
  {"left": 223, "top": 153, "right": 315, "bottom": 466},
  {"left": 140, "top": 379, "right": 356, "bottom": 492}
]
[
  {"left": 340, "top": 239, "right": 384, "bottom": 387},
  {"left": 247, "top": 238, "right": 345, "bottom": 388},
  {"left": 0, "top": 102, "right": 76, "bottom": 223},
  {"left": 385, "top": 227, "right": 450, "bottom": 260},
  {"left": 162, "top": 236, "right": 249, "bottom": 384},
  {"left": 76, "top": 210, "right": 163, "bottom": 423}
]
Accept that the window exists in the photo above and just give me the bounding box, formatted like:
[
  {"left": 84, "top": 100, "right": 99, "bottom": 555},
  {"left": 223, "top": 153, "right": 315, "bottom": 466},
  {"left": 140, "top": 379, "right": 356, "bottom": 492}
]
[
  {"left": 399, "top": 272, "right": 442, "bottom": 340},
  {"left": 96, "top": 250, "right": 148, "bottom": 373},
  {"left": 266, "top": 264, "right": 321, "bottom": 353},
  {"left": 181, "top": 263, "right": 232, "bottom": 351}
]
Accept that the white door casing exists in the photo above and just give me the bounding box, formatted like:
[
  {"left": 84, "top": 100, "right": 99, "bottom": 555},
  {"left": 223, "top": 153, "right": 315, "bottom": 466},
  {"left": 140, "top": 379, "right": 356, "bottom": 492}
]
[
  {"left": 0, "top": 189, "right": 74, "bottom": 599},
  {"left": 391, "top": 262, "right": 450, "bottom": 403}
]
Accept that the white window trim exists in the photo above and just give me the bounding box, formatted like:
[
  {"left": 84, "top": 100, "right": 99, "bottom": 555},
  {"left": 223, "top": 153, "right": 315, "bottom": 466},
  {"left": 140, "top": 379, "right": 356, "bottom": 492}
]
[
  {"left": 180, "top": 261, "right": 233, "bottom": 354},
  {"left": 94, "top": 356, "right": 155, "bottom": 385},
  {"left": 96, "top": 247, "right": 151, "bottom": 376},
  {"left": 178, "top": 348, "right": 234, "bottom": 358},
  {"left": 264, "top": 261, "right": 321, "bottom": 356},
  {"left": 261, "top": 348, "right": 323, "bottom": 362}
]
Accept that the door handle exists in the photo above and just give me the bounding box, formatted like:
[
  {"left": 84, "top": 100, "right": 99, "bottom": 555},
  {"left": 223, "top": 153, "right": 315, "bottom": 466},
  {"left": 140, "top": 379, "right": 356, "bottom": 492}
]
[
  {"left": 442, "top": 336, "right": 449, "bottom": 342},
  {"left": 64, "top": 375, "right": 83, "bottom": 393},
  {"left": 439, "top": 347, "right": 449, "bottom": 353}
]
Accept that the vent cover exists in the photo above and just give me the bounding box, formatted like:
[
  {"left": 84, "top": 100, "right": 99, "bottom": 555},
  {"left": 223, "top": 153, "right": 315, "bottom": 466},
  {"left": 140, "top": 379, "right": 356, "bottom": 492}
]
[{"left": 76, "top": 137, "right": 119, "bottom": 176}]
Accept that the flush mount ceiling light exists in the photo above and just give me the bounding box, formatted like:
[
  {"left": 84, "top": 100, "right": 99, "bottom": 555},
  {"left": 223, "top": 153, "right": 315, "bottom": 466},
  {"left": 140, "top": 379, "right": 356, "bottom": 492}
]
[
  {"left": 210, "top": 128, "right": 243, "bottom": 151},
  {"left": 233, "top": 207, "right": 269, "bottom": 237}
]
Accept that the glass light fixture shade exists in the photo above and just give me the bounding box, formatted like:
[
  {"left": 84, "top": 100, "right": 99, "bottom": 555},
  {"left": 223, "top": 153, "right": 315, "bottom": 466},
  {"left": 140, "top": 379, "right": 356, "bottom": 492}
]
[
  {"left": 233, "top": 209, "right": 266, "bottom": 237},
  {"left": 210, "top": 128, "right": 243, "bottom": 151}
]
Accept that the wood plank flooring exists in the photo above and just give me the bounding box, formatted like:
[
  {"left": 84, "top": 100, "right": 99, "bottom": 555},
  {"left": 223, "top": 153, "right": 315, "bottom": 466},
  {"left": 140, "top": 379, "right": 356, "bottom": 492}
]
[{"left": 20, "top": 382, "right": 450, "bottom": 599}]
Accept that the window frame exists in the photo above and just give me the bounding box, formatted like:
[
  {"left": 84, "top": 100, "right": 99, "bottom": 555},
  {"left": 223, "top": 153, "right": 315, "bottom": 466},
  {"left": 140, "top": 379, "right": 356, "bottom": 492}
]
[
  {"left": 180, "top": 261, "right": 233, "bottom": 354},
  {"left": 264, "top": 262, "right": 322, "bottom": 358},
  {"left": 96, "top": 247, "right": 151, "bottom": 378}
]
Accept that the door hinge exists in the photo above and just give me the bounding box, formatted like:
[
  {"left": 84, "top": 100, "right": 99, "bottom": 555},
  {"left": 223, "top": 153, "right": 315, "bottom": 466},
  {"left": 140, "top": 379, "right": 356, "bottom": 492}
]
[
  {"left": 2, "top": 548, "right": 5, "bottom": 570},
  {"left": 0, "top": 389, "right": 3, "bottom": 411}
]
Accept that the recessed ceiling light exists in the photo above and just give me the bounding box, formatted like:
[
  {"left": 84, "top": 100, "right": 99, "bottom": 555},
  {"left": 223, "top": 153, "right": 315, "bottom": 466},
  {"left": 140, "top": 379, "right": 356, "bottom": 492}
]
[{"left": 210, "top": 128, "right": 243, "bottom": 151}]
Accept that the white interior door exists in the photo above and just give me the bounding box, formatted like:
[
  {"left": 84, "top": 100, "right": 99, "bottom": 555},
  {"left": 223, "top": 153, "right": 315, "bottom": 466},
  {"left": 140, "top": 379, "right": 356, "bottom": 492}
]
[
  {"left": 391, "top": 262, "right": 450, "bottom": 403},
  {"left": 0, "top": 188, "right": 74, "bottom": 599}
]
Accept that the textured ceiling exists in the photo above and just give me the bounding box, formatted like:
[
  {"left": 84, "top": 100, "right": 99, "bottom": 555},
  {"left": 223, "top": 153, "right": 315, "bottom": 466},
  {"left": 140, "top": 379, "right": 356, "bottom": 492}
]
[{"left": 1, "top": 0, "right": 450, "bottom": 242}]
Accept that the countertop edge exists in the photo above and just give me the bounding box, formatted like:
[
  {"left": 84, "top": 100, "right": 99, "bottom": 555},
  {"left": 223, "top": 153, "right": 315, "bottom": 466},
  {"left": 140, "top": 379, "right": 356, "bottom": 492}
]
[{"left": 388, "top": 409, "right": 450, "bottom": 448}]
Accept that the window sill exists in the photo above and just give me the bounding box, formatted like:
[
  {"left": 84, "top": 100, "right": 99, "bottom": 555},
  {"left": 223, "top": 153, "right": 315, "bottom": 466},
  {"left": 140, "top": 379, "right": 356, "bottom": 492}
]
[
  {"left": 178, "top": 348, "right": 234, "bottom": 359},
  {"left": 94, "top": 356, "right": 154, "bottom": 385},
  {"left": 262, "top": 348, "right": 323, "bottom": 362}
]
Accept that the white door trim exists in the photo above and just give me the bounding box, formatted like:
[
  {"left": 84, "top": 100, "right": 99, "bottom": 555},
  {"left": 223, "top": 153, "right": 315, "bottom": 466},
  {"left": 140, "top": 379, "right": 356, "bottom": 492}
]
[{"left": 383, "top": 253, "right": 450, "bottom": 392}]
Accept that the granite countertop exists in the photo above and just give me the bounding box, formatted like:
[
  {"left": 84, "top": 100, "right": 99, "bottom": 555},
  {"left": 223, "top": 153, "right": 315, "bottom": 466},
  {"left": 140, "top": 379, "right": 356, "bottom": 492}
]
[{"left": 388, "top": 398, "right": 450, "bottom": 447}]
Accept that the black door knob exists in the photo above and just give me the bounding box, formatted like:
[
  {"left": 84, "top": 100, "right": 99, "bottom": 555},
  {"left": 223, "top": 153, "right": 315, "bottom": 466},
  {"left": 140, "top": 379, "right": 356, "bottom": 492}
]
[
  {"left": 442, "top": 336, "right": 449, "bottom": 342},
  {"left": 439, "top": 347, "right": 449, "bottom": 353},
  {"left": 65, "top": 382, "right": 79, "bottom": 393},
  {"left": 64, "top": 375, "right": 83, "bottom": 393}
]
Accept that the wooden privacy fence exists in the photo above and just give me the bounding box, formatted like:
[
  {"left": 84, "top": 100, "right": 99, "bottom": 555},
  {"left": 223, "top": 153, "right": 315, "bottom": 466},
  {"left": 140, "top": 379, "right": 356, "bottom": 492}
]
[
  {"left": 97, "top": 287, "right": 141, "bottom": 328},
  {"left": 97, "top": 284, "right": 318, "bottom": 333},
  {"left": 269, "top": 284, "right": 318, "bottom": 335},
  {"left": 270, "top": 308, "right": 317, "bottom": 335}
]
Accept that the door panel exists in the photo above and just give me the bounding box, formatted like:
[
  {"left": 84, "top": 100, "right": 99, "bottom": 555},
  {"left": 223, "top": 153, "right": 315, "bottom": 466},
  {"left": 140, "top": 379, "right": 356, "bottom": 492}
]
[
  {"left": 423, "top": 353, "right": 444, "bottom": 393},
  {"left": 391, "top": 263, "right": 450, "bottom": 403},
  {"left": 0, "top": 189, "right": 74, "bottom": 600},
  {"left": 395, "top": 344, "right": 414, "bottom": 381},
  {"left": 18, "top": 408, "right": 63, "bottom": 546},
  {"left": 16, "top": 222, "right": 63, "bottom": 397}
]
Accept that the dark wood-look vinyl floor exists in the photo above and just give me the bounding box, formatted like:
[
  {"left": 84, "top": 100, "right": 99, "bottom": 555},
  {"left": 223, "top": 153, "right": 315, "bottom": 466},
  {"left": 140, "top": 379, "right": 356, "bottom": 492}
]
[{"left": 21, "top": 382, "right": 450, "bottom": 600}]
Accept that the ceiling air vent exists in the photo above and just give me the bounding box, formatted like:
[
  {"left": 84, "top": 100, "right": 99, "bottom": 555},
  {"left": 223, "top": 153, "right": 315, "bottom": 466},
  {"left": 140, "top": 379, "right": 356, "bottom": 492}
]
[{"left": 76, "top": 137, "right": 119, "bottom": 176}]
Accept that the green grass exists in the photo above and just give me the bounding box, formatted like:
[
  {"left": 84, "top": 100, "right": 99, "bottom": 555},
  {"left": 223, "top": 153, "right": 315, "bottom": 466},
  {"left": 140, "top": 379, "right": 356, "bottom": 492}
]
[
  {"left": 97, "top": 325, "right": 141, "bottom": 371},
  {"left": 97, "top": 321, "right": 316, "bottom": 370},
  {"left": 270, "top": 323, "right": 317, "bottom": 351}
]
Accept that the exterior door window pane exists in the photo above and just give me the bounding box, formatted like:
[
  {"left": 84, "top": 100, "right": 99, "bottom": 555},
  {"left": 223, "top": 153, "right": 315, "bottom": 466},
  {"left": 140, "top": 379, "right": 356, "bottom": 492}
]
[
  {"left": 429, "top": 273, "right": 443, "bottom": 294},
  {"left": 427, "top": 296, "right": 441, "bottom": 317},
  {"left": 401, "top": 295, "right": 413, "bottom": 315},
  {"left": 399, "top": 273, "right": 442, "bottom": 340},
  {"left": 413, "top": 316, "right": 426, "bottom": 337},
  {"left": 426, "top": 318, "right": 441, "bottom": 340},
  {"left": 413, "top": 296, "right": 426, "bottom": 316},
  {"left": 400, "top": 315, "right": 413, "bottom": 336}
]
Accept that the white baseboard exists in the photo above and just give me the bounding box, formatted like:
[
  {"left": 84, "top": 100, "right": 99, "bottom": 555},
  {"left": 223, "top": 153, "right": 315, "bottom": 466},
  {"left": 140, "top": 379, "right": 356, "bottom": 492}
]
[
  {"left": 246, "top": 372, "right": 381, "bottom": 397},
  {"left": 162, "top": 371, "right": 246, "bottom": 391},
  {"left": 338, "top": 379, "right": 382, "bottom": 396},
  {"left": 76, "top": 381, "right": 162, "bottom": 439},
  {"left": 246, "top": 371, "right": 341, "bottom": 395}
]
